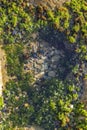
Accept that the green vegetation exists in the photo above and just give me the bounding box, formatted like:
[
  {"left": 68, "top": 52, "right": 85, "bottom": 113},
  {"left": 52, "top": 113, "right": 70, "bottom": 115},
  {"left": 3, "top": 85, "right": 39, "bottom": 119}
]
[
  {"left": 2, "top": 80, "right": 34, "bottom": 129},
  {"left": 4, "top": 44, "right": 23, "bottom": 77},
  {"left": 31, "top": 79, "right": 87, "bottom": 130},
  {"left": 0, "top": 97, "right": 4, "bottom": 109},
  {"left": 0, "top": 0, "right": 87, "bottom": 129}
]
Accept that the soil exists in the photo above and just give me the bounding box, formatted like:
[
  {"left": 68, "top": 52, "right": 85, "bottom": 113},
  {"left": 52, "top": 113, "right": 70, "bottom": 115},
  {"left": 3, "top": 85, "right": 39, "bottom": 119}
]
[
  {"left": 0, "top": 45, "right": 8, "bottom": 93},
  {"left": 15, "top": 125, "right": 44, "bottom": 130}
]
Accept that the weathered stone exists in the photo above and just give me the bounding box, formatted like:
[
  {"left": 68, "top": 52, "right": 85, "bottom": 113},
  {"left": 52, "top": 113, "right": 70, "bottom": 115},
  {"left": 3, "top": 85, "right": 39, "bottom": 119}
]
[
  {"left": 51, "top": 55, "right": 60, "bottom": 62},
  {"left": 36, "top": 59, "right": 44, "bottom": 64},
  {"left": 31, "top": 42, "right": 38, "bottom": 52},
  {"left": 35, "top": 72, "right": 45, "bottom": 79},
  {"left": 41, "top": 64, "right": 45, "bottom": 71},
  {"left": 54, "top": 50, "right": 63, "bottom": 56},
  {"left": 50, "top": 51, "right": 54, "bottom": 56},
  {"left": 41, "top": 56, "right": 47, "bottom": 60},
  {"left": 52, "top": 46, "right": 55, "bottom": 50},
  {"left": 32, "top": 33, "right": 37, "bottom": 39},
  {"left": 29, "top": 60, "right": 34, "bottom": 63},
  {"left": 34, "top": 63, "right": 41, "bottom": 69},
  {"left": 44, "top": 63, "right": 48, "bottom": 70},
  {"left": 48, "top": 71, "right": 56, "bottom": 77},
  {"left": 51, "top": 64, "right": 57, "bottom": 69},
  {"left": 54, "top": 50, "right": 60, "bottom": 55},
  {"left": 39, "top": 44, "right": 44, "bottom": 48}
]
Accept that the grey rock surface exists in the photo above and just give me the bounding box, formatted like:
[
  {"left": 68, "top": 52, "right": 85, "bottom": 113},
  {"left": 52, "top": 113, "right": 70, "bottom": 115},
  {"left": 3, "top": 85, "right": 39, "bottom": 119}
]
[{"left": 24, "top": 35, "right": 64, "bottom": 80}]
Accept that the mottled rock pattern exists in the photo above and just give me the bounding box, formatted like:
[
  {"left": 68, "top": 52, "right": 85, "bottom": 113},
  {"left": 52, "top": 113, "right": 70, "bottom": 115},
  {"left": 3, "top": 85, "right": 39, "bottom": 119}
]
[{"left": 24, "top": 34, "right": 64, "bottom": 80}]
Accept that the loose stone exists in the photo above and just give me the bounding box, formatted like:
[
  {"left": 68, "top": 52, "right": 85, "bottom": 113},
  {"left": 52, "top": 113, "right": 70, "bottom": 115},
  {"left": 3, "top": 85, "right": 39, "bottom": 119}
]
[
  {"left": 48, "top": 71, "right": 56, "bottom": 77},
  {"left": 52, "top": 46, "right": 55, "bottom": 50},
  {"left": 50, "top": 51, "right": 54, "bottom": 56},
  {"left": 36, "top": 59, "right": 44, "bottom": 64},
  {"left": 44, "top": 63, "right": 48, "bottom": 70},
  {"left": 32, "top": 33, "right": 37, "bottom": 39},
  {"left": 35, "top": 72, "right": 45, "bottom": 79},
  {"left": 51, "top": 65, "right": 57, "bottom": 69},
  {"left": 41, "top": 56, "right": 47, "bottom": 60},
  {"left": 52, "top": 55, "right": 60, "bottom": 62}
]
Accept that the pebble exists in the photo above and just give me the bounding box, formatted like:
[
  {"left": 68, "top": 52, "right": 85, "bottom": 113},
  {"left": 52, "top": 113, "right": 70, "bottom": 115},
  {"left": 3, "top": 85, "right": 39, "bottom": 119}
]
[
  {"left": 48, "top": 71, "right": 56, "bottom": 77},
  {"left": 36, "top": 59, "right": 44, "bottom": 64},
  {"left": 52, "top": 65, "right": 57, "bottom": 69},
  {"left": 52, "top": 46, "right": 55, "bottom": 50},
  {"left": 54, "top": 50, "right": 60, "bottom": 55},
  {"left": 32, "top": 33, "right": 37, "bottom": 39},
  {"left": 50, "top": 51, "right": 54, "bottom": 56},
  {"left": 41, "top": 56, "right": 47, "bottom": 60},
  {"left": 52, "top": 55, "right": 60, "bottom": 62},
  {"left": 35, "top": 72, "right": 45, "bottom": 79},
  {"left": 44, "top": 63, "right": 48, "bottom": 70}
]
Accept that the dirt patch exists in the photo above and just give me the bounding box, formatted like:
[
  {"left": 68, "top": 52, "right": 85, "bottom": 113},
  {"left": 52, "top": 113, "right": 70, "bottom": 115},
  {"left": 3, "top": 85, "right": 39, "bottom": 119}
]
[
  {"left": 15, "top": 125, "right": 44, "bottom": 130},
  {"left": 0, "top": 45, "right": 8, "bottom": 89}
]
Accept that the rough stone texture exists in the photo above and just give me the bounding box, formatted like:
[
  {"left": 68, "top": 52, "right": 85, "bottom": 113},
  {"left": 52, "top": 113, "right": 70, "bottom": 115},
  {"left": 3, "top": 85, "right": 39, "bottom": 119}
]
[
  {"left": 24, "top": 35, "right": 64, "bottom": 80},
  {"left": 48, "top": 71, "right": 56, "bottom": 77}
]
